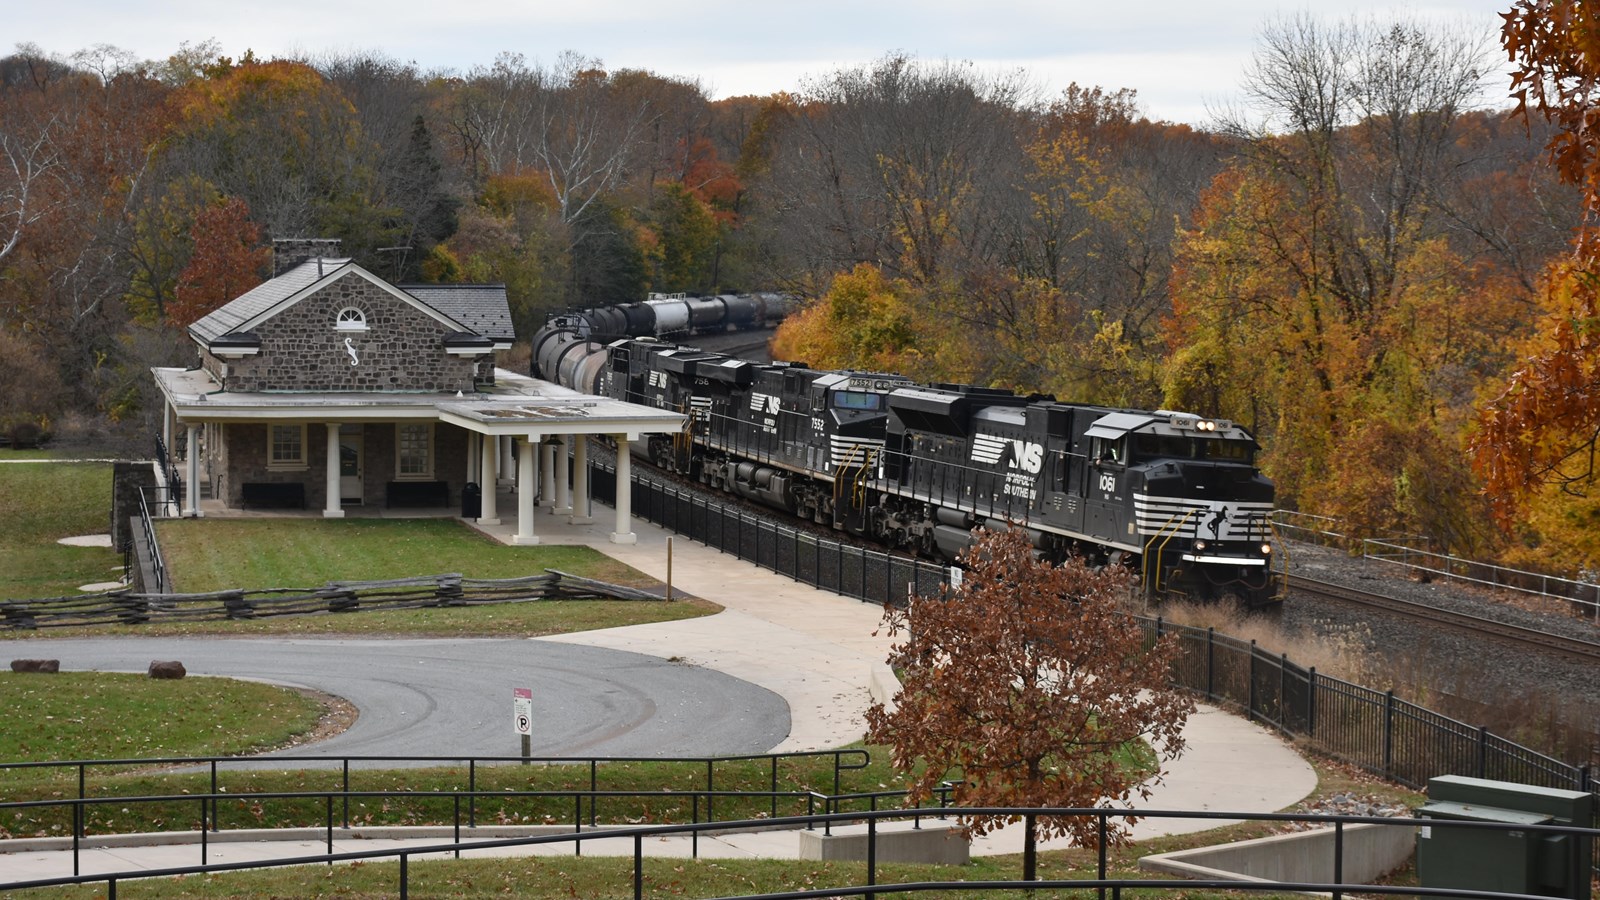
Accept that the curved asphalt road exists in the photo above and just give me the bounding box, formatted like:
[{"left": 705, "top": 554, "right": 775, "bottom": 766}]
[{"left": 2, "top": 636, "right": 789, "bottom": 764}]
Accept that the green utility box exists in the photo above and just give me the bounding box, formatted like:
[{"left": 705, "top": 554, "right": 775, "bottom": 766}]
[{"left": 1416, "top": 775, "right": 1593, "bottom": 900}]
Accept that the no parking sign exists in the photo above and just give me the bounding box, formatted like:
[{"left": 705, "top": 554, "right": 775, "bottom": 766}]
[{"left": 513, "top": 687, "right": 533, "bottom": 736}]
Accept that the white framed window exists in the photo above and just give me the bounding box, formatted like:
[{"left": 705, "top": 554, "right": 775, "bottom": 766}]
[
  {"left": 395, "top": 423, "right": 433, "bottom": 480},
  {"left": 268, "top": 423, "right": 307, "bottom": 469},
  {"left": 335, "top": 307, "right": 368, "bottom": 331}
]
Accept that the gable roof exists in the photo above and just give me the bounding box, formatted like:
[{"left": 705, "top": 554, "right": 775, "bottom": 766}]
[
  {"left": 189, "top": 260, "right": 520, "bottom": 351},
  {"left": 188, "top": 258, "right": 353, "bottom": 345},
  {"left": 400, "top": 284, "right": 514, "bottom": 343}
]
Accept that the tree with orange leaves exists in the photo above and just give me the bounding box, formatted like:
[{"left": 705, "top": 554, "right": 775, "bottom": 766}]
[
  {"left": 1473, "top": 3, "right": 1600, "bottom": 534},
  {"left": 866, "top": 528, "right": 1191, "bottom": 883},
  {"left": 167, "top": 197, "right": 267, "bottom": 328}
]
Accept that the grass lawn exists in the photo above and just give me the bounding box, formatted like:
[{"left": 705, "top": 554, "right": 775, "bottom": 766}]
[
  {"left": 0, "top": 672, "right": 324, "bottom": 767},
  {"left": 101, "top": 517, "right": 723, "bottom": 638},
  {"left": 156, "top": 518, "right": 648, "bottom": 593},
  {"left": 0, "top": 461, "right": 120, "bottom": 600}
]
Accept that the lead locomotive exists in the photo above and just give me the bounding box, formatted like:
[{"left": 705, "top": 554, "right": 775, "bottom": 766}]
[{"left": 535, "top": 321, "right": 1282, "bottom": 609}]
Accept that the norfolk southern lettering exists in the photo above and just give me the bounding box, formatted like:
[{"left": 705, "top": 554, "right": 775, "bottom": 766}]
[{"left": 533, "top": 317, "right": 1280, "bottom": 610}]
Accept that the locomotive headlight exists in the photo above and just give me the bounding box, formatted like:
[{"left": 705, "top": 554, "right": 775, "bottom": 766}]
[
  {"left": 1260, "top": 542, "right": 1273, "bottom": 556},
  {"left": 1193, "top": 539, "right": 1208, "bottom": 551}
]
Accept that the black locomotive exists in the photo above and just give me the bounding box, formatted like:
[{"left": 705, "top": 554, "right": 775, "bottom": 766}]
[{"left": 533, "top": 310, "right": 1282, "bottom": 609}]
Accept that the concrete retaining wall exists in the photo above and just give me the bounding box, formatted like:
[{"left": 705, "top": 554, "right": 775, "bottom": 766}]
[
  {"left": 1139, "top": 821, "right": 1415, "bottom": 887},
  {"left": 798, "top": 821, "right": 970, "bottom": 864}
]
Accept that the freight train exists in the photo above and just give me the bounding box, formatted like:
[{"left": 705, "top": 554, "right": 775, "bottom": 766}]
[{"left": 532, "top": 305, "right": 1282, "bottom": 608}]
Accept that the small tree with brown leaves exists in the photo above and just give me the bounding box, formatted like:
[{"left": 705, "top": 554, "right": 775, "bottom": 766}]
[{"left": 865, "top": 527, "right": 1192, "bottom": 881}]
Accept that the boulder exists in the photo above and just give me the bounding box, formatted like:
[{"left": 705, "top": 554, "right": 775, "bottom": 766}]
[
  {"left": 10, "top": 659, "right": 60, "bottom": 673},
  {"left": 148, "top": 660, "right": 186, "bottom": 679}
]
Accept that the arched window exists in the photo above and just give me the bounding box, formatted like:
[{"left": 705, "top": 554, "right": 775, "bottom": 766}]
[{"left": 335, "top": 307, "right": 367, "bottom": 331}]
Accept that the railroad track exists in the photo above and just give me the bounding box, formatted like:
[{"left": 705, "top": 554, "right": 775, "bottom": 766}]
[{"left": 1288, "top": 573, "right": 1600, "bottom": 665}]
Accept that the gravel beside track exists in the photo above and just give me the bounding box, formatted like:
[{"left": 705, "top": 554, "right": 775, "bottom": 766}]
[{"left": 1280, "top": 540, "right": 1600, "bottom": 757}]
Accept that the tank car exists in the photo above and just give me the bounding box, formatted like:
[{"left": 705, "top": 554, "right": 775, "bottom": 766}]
[{"left": 528, "top": 313, "right": 1283, "bottom": 609}]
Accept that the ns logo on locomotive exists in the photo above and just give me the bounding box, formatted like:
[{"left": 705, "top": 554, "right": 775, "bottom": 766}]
[{"left": 533, "top": 295, "right": 1283, "bottom": 610}]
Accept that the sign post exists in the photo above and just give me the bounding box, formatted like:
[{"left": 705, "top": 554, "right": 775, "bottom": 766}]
[{"left": 513, "top": 687, "right": 533, "bottom": 763}]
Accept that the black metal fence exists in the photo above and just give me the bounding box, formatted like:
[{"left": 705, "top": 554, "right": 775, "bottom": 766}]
[
  {"left": 591, "top": 463, "right": 951, "bottom": 607},
  {"left": 595, "top": 462, "right": 1598, "bottom": 803},
  {"left": 4, "top": 801, "right": 1593, "bottom": 900}
]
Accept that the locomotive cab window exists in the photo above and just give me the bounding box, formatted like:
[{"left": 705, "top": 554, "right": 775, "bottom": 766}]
[
  {"left": 1092, "top": 436, "right": 1126, "bottom": 465},
  {"left": 1198, "top": 438, "right": 1254, "bottom": 463},
  {"left": 1133, "top": 433, "right": 1191, "bottom": 461},
  {"left": 832, "top": 391, "right": 882, "bottom": 411}
]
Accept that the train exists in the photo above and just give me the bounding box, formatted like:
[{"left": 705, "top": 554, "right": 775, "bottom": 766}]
[{"left": 531, "top": 301, "right": 1283, "bottom": 609}]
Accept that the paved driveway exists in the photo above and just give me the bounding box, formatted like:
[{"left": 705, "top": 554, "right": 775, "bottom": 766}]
[{"left": 2, "top": 636, "right": 789, "bottom": 764}]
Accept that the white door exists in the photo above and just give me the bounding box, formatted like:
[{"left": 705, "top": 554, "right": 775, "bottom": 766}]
[{"left": 339, "top": 431, "right": 363, "bottom": 504}]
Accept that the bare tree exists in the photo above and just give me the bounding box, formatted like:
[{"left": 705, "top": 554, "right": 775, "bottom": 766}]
[{"left": 753, "top": 54, "right": 1032, "bottom": 290}]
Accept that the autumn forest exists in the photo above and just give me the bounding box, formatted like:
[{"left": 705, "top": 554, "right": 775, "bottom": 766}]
[{"left": 5, "top": 6, "right": 1600, "bottom": 578}]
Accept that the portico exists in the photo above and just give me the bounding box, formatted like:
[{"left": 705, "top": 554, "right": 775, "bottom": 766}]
[{"left": 152, "top": 366, "right": 682, "bottom": 543}]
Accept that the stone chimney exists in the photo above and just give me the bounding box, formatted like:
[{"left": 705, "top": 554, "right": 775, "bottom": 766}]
[{"left": 273, "top": 238, "right": 343, "bottom": 277}]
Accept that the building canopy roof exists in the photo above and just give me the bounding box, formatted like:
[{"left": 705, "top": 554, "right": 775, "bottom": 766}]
[{"left": 153, "top": 366, "right": 685, "bottom": 440}]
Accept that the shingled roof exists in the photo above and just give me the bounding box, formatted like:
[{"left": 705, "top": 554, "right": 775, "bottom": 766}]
[
  {"left": 188, "top": 258, "right": 353, "bottom": 345},
  {"left": 187, "top": 260, "right": 516, "bottom": 351},
  {"left": 400, "top": 284, "right": 514, "bottom": 343}
]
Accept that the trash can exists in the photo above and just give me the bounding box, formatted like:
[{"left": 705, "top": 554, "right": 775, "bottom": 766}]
[{"left": 461, "top": 482, "right": 481, "bottom": 519}]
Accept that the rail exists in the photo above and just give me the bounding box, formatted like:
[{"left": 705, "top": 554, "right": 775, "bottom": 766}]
[
  {"left": 153, "top": 432, "right": 182, "bottom": 512},
  {"left": 0, "top": 749, "right": 870, "bottom": 839},
  {"left": 134, "top": 486, "right": 169, "bottom": 594},
  {"left": 1362, "top": 538, "right": 1600, "bottom": 622},
  {"left": 2, "top": 804, "right": 1591, "bottom": 899},
  {"left": 1270, "top": 510, "right": 1600, "bottom": 621}
]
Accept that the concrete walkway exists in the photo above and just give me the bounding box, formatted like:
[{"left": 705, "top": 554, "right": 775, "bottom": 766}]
[{"left": 0, "top": 492, "right": 1318, "bottom": 883}]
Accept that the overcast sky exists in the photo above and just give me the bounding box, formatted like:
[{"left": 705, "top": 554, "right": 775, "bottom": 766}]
[{"left": 12, "top": 1, "right": 1516, "bottom": 125}]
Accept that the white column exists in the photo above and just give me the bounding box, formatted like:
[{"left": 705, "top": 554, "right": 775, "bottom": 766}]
[
  {"left": 610, "top": 433, "right": 636, "bottom": 544},
  {"left": 478, "top": 432, "right": 500, "bottom": 525},
  {"left": 161, "top": 403, "right": 173, "bottom": 462},
  {"left": 513, "top": 438, "right": 539, "bottom": 545},
  {"left": 571, "top": 437, "right": 592, "bottom": 524},
  {"left": 323, "top": 423, "right": 344, "bottom": 518},
  {"left": 466, "top": 431, "right": 479, "bottom": 485},
  {"left": 184, "top": 423, "right": 201, "bottom": 518},
  {"left": 540, "top": 439, "right": 556, "bottom": 507},
  {"left": 499, "top": 435, "right": 515, "bottom": 484},
  {"left": 554, "top": 435, "right": 572, "bottom": 514}
]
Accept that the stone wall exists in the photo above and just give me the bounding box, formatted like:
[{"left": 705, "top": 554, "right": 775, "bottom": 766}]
[
  {"left": 273, "top": 238, "right": 343, "bottom": 276},
  {"left": 218, "top": 271, "right": 477, "bottom": 393},
  {"left": 223, "top": 423, "right": 324, "bottom": 509},
  {"left": 220, "top": 421, "right": 473, "bottom": 511},
  {"left": 111, "top": 461, "right": 157, "bottom": 550}
]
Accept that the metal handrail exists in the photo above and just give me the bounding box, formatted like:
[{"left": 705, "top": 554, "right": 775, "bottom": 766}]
[
  {"left": 0, "top": 749, "right": 872, "bottom": 830},
  {"left": 2, "top": 804, "right": 1588, "bottom": 899},
  {"left": 1140, "top": 509, "right": 1194, "bottom": 596},
  {"left": 1361, "top": 538, "right": 1600, "bottom": 621},
  {"left": 135, "top": 487, "right": 169, "bottom": 594}
]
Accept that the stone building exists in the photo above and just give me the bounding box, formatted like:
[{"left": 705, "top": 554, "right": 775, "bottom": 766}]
[{"left": 151, "top": 239, "right": 683, "bottom": 545}]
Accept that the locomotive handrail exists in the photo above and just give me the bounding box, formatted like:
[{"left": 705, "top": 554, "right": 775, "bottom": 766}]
[{"left": 1142, "top": 509, "right": 1197, "bottom": 596}]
